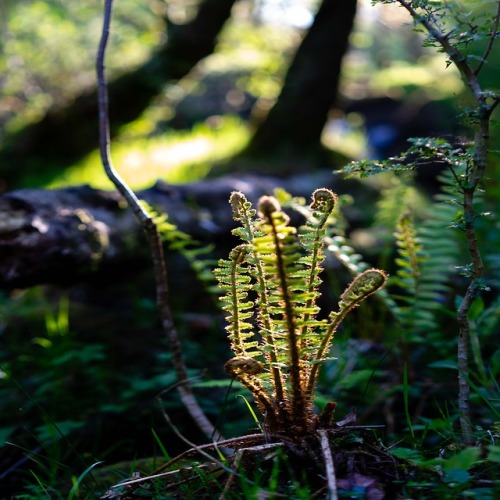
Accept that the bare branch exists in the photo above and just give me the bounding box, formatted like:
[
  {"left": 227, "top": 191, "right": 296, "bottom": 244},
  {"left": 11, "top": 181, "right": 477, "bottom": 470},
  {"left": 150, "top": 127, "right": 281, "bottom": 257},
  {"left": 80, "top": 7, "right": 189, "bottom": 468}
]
[
  {"left": 395, "top": 0, "right": 498, "bottom": 446},
  {"left": 318, "top": 429, "right": 338, "bottom": 500},
  {"left": 96, "top": 0, "right": 219, "bottom": 441}
]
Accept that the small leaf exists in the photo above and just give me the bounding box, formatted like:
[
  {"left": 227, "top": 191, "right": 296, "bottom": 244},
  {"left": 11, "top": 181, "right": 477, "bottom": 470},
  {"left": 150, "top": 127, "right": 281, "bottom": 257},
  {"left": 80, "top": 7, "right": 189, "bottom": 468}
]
[
  {"left": 467, "top": 297, "right": 484, "bottom": 321},
  {"left": 486, "top": 445, "right": 500, "bottom": 463},
  {"left": 443, "top": 468, "right": 470, "bottom": 484},
  {"left": 443, "top": 447, "right": 481, "bottom": 472},
  {"left": 428, "top": 360, "right": 458, "bottom": 369},
  {"left": 390, "top": 447, "right": 423, "bottom": 462}
]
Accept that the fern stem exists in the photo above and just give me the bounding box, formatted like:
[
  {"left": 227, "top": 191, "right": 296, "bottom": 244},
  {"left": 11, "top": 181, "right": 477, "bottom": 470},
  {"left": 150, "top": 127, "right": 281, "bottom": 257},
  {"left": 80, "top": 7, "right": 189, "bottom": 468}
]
[
  {"left": 228, "top": 246, "right": 249, "bottom": 357},
  {"left": 225, "top": 366, "right": 279, "bottom": 431},
  {"left": 260, "top": 201, "right": 306, "bottom": 430},
  {"left": 250, "top": 253, "right": 286, "bottom": 407},
  {"left": 298, "top": 190, "right": 337, "bottom": 354},
  {"left": 306, "top": 309, "right": 346, "bottom": 400}
]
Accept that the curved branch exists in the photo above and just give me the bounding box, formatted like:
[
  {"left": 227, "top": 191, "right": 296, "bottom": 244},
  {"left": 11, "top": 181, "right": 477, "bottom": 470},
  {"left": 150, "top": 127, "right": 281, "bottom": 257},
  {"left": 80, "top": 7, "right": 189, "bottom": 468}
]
[{"left": 97, "top": 0, "right": 219, "bottom": 441}]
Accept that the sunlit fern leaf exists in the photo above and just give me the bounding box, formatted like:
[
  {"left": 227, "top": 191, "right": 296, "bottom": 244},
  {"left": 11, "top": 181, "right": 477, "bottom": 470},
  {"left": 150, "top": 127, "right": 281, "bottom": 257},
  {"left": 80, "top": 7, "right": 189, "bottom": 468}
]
[
  {"left": 229, "top": 192, "right": 287, "bottom": 403},
  {"left": 305, "top": 269, "right": 387, "bottom": 400},
  {"left": 296, "top": 189, "right": 338, "bottom": 354},
  {"left": 139, "top": 201, "right": 218, "bottom": 295},
  {"left": 215, "top": 243, "right": 279, "bottom": 424},
  {"left": 213, "top": 245, "right": 258, "bottom": 359},
  {"left": 216, "top": 190, "right": 387, "bottom": 434}
]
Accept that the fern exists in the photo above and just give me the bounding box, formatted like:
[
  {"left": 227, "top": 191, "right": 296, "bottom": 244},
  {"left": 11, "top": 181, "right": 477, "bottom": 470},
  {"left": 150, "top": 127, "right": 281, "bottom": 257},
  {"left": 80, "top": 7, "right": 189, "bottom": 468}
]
[
  {"left": 391, "top": 211, "right": 428, "bottom": 333},
  {"left": 389, "top": 169, "right": 462, "bottom": 336},
  {"left": 214, "top": 245, "right": 256, "bottom": 359},
  {"left": 374, "top": 174, "right": 426, "bottom": 231},
  {"left": 286, "top": 189, "right": 397, "bottom": 317},
  {"left": 227, "top": 192, "right": 287, "bottom": 419},
  {"left": 215, "top": 189, "right": 387, "bottom": 435},
  {"left": 141, "top": 201, "right": 218, "bottom": 293}
]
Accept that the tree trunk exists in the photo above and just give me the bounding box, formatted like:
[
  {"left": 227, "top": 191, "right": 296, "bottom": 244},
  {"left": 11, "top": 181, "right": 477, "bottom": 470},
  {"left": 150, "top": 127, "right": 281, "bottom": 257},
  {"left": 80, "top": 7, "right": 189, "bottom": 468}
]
[
  {"left": 0, "top": 0, "right": 236, "bottom": 191},
  {"left": 0, "top": 172, "right": 345, "bottom": 290},
  {"left": 242, "top": 0, "right": 357, "bottom": 165}
]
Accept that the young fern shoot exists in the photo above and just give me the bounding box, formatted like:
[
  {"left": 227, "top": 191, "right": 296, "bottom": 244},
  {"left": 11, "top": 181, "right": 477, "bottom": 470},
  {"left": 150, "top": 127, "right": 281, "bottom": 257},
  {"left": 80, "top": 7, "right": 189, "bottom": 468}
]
[{"left": 215, "top": 189, "right": 387, "bottom": 436}]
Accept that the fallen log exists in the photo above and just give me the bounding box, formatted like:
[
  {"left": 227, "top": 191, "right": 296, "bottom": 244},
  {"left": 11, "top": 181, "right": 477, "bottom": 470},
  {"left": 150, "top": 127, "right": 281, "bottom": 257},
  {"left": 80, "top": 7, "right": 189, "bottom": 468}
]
[{"left": 1, "top": 172, "right": 359, "bottom": 289}]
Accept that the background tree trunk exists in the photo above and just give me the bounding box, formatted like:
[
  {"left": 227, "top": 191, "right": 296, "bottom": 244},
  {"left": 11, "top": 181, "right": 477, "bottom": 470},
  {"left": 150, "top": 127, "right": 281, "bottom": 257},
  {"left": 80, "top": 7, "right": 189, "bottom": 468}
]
[
  {"left": 241, "top": 0, "right": 357, "bottom": 167},
  {"left": 0, "top": 0, "right": 237, "bottom": 191}
]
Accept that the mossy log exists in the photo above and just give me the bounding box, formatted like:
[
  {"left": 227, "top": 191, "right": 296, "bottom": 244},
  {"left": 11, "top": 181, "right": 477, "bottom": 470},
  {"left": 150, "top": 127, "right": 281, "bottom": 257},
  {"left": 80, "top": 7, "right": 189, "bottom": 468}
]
[{"left": 0, "top": 172, "right": 359, "bottom": 289}]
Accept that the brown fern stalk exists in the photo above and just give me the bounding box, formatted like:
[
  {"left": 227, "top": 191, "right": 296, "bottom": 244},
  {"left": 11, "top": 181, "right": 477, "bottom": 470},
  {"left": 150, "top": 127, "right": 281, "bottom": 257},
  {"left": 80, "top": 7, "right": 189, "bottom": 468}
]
[
  {"left": 97, "top": 0, "right": 219, "bottom": 441},
  {"left": 224, "top": 359, "right": 279, "bottom": 431},
  {"left": 258, "top": 197, "right": 307, "bottom": 431}
]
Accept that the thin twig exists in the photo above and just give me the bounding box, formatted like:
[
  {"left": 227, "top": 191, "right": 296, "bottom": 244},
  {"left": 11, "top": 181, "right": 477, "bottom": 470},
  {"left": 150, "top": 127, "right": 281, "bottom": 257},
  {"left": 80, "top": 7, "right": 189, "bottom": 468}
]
[
  {"left": 318, "top": 430, "right": 338, "bottom": 500},
  {"left": 397, "top": 0, "right": 484, "bottom": 104},
  {"left": 96, "top": 0, "right": 219, "bottom": 441},
  {"left": 151, "top": 400, "right": 237, "bottom": 478},
  {"left": 474, "top": 1, "right": 500, "bottom": 76},
  {"left": 154, "top": 433, "right": 267, "bottom": 475},
  {"left": 107, "top": 397, "right": 254, "bottom": 495},
  {"left": 108, "top": 462, "right": 219, "bottom": 490}
]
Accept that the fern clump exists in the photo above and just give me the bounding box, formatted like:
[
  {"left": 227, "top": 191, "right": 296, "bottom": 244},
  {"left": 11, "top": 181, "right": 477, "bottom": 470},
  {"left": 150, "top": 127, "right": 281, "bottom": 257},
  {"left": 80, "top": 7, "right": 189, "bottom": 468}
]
[{"left": 214, "top": 189, "right": 387, "bottom": 436}]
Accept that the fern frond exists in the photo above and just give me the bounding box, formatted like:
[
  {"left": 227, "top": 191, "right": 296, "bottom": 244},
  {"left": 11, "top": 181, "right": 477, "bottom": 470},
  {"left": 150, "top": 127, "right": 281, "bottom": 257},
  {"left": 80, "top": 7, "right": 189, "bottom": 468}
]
[
  {"left": 254, "top": 196, "right": 309, "bottom": 428},
  {"left": 390, "top": 212, "right": 428, "bottom": 330},
  {"left": 214, "top": 240, "right": 283, "bottom": 428},
  {"left": 214, "top": 245, "right": 258, "bottom": 358},
  {"left": 375, "top": 174, "right": 425, "bottom": 230},
  {"left": 389, "top": 169, "right": 462, "bottom": 335},
  {"left": 337, "top": 269, "right": 388, "bottom": 311},
  {"left": 228, "top": 192, "right": 287, "bottom": 407},
  {"left": 305, "top": 269, "right": 387, "bottom": 399},
  {"left": 297, "top": 189, "right": 338, "bottom": 355},
  {"left": 141, "top": 201, "right": 218, "bottom": 293}
]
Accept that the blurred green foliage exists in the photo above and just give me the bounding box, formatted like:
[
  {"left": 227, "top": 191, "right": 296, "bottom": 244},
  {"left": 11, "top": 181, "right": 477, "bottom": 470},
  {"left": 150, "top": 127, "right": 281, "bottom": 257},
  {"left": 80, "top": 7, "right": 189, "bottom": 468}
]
[
  {"left": 48, "top": 116, "right": 249, "bottom": 189},
  {"left": 0, "top": 0, "right": 161, "bottom": 135},
  {"left": 5, "top": 0, "right": 497, "bottom": 190}
]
